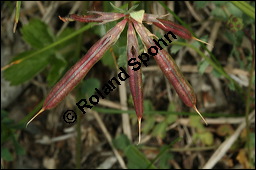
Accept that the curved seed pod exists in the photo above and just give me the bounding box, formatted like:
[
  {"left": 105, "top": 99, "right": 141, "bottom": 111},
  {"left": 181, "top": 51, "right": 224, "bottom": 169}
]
[
  {"left": 153, "top": 19, "right": 210, "bottom": 45},
  {"left": 127, "top": 21, "right": 143, "bottom": 144},
  {"left": 132, "top": 20, "right": 207, "bottom": 125},
  {"left": 59, "top": 11, "right": 125, "bottom": 24},
  {"left": 27, "top": 19, "right": 127, "bottom": 127}
]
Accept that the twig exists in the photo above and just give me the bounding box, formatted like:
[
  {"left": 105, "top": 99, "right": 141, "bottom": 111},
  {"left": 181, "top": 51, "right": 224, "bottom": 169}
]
[
  {"left": 119, "top": 81, "right": 132, "bottom": 141},
  {"left": 89, "top": 109, "right": 127, "bottom": 169},
  {"left": 36, "top": 133, "right": 75, "bottom": 144},
  {"left": 142, "top": 65, "right": 249, "bottom": 76},
  {"left": 36, "top": 1, "right": 45, "bottom": 15},
  {"left": 98, "top": 99, "right": 122, "bottom": 109},
  {"left": 42, "top": 1, "right": 59, "bottom": 24},
  {"left": 202, "top": 110, "right": 255, "bottom": 169},
  {"left": 204, "top": 21, "right": 221, "bottom": 53},
  {"left": 185, "top": 1, "right": 203, "bottom": 22},
  {"left": 177, "top": 117, "right": 250, "bottom": 125}
]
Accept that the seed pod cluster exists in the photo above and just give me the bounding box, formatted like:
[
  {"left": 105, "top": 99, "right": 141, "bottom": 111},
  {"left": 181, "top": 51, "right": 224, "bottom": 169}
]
[
  {"left": 26, "top": 10, "right": 208, "bottom": 140},
  {"left": 132, "top": 20, "right": 207, "bottom": 124}
]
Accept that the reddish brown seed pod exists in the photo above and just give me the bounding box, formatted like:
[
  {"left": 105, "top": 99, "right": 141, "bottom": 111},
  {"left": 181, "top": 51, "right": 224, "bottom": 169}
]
[
  {"left": 26, "top": 19, "right": 127, "bottom": 126},
  {"left": 127, "top": 21, "right": 143, "bottom": 143},
  {"left": 153, "top": 19, "right": 211, "bottom": 45},
  {"left": 153, "top": 19, "right": 192, "bottom": 40},
  {"left": 132, "top": 20, "right": 207, "bottom": 125},
  {"left": 59, "top": 11, "right": 125, "bottom": 24}
]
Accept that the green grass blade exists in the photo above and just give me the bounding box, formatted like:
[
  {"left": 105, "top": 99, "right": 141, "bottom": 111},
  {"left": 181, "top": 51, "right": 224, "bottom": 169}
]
[{"left": 13, "top": 1, "right": 21, "bottom": 33}]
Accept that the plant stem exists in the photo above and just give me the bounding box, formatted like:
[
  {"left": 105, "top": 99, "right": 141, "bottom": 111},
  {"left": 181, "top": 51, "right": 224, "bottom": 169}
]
[
  {"left": 75, "top": 22, "right": 85, "bottom": 169},
  {"left": 2, "top": 23, "right": 95, "bottom": 71}
]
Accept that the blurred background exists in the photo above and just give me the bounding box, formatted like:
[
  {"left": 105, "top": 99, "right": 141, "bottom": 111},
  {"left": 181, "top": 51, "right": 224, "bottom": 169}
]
[{"left": 1, "top": 1, "right": 255, "bottom": 169}]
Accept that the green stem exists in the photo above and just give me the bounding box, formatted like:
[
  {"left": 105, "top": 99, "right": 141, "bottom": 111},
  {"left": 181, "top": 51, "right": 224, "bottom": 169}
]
[
  {"left": 8, "top": 23, "right": 95, "bottom": 64},
  {"left": 17, "top": 101, "right": 44, "bottom": 128},
  {"left": 74, "top": 23, "right": 85, "bottom": 169}
]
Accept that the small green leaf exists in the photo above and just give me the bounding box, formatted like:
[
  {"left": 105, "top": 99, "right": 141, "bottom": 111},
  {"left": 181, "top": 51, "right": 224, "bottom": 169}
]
[
  {"left": 199, "top": 131, "right": 214, "bottom": 146},
  {"left": 12, "top": 135, "right": 25, "bottom": 155},
  {"left": 1, "top": 148, "right": 13, "bottom": 161},
  {"left": 152, "top": 122, "right": 167, "bottom": 138},
  {"left": 211, "top": 7, "right": 227, "bottom": 19},
  {"left": 127, "top": 4, "right": 140, "bottom": 13},
  {"left": 81, "top": 78, "right": 101, "bottom": 97},
  {"left": 167, "top": 102, "right": 177, "bottom": 112},
  {"left": 125, "top": 145, "right": 156, "bottom": 169},
  {"left": 170, "top": 44, "right": 182, "bottom": 54},
  {"left": 228, "top": 80, "right": 236, "bottom": 91},
  {"left": 211, "top": 68, "right": 222, "bottom": 78},
  {"left": 189, "top": 115, "right": 204, "bottom": 129},
  {"left": 198, "top": 59, "right": 209, "bottom": 74},
  {"left": 130, "top": 10, "right": 145, "bottom": 23},
  {"left": 113, "top": 134, "right": 131, "bottom": 150},
  {"left": 170, "top": 39, "right": 185, "bottom": 54},
  {"left": 4, "top": 50, "right": 51, "bottom": 85},
  {"left": 142, "top": 116, "right": 156, "bottom": 134},
  {"left": 117, "top": 49, "right": 127, "bottom": 68},
  {"left": 21, "top": 19, "right": 54, "bottom": 49},
  {"left": 157, "top": 146, "right": 173, "bottom": 169},
  {"left": 144, "top": 100, "right": 155, "bottom": 113},
  {"left": 100, "top": 50, "right": 116, "bottom": 68},
  {"left": 47, "top": 53, "right": 67, "bottom": 86},
  {"left": 166, "top": 114, "right": 177, "bottom": 125},
  {"left": 110, "top": 2, "right": 126, "bottom": 13},
  {"left": 227, "top": 2, "right": 243, "bottom": 17}
]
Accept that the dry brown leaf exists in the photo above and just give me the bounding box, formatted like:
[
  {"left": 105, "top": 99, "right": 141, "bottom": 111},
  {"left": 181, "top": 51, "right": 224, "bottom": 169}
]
[{"left": 236, "top": 149, "right": 250, "bottom": 169}]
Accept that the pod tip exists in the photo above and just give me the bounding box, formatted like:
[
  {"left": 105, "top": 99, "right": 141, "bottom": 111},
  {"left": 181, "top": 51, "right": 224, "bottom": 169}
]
[
  {"left": 192, "top": 37, "right": 212, "bottom": 47},
  {"left": 193, "top": 106, "right": 208, "bottom": 125},
  {"left": 26, "top": 108, "right": 45, "bottom": 128},
  {"left": 137, "top": 117, "right": 142, "bottom": 145}
]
